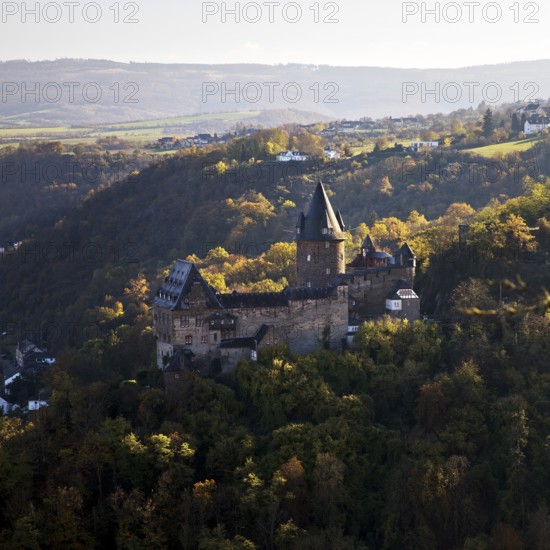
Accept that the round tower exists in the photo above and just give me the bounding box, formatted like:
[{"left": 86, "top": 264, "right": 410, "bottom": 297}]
[{"left": 295, "top": 181, "right": 346, "bottom": 287}]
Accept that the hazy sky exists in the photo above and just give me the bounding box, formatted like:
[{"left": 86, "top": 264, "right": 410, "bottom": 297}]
[{"left": 0, "top": 0, "right": 548, "bottom": 68}]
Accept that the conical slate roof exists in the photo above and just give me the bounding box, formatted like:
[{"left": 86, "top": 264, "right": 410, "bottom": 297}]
[
  {"left": 395, "top": 243, "right": 416, "bottom": 258},
  {"left": 362, "top": 235, "right": 376, "bottom": 253},
  {"left": 296, "top": 181, "right": 345, "bottom": 241}
]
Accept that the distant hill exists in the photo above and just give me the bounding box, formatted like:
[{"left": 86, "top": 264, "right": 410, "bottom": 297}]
[{"left": 2, "top": 59, "right": 550, "bottom": 125}]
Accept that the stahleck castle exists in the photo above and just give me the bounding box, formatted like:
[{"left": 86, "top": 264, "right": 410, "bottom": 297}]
[{"left": 153, "top": 181, "right": 419, "bottom": 374}]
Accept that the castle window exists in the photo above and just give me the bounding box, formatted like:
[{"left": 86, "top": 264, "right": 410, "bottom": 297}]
[
  {"left": 180, "top": 315, "right": 189, "bottom": 327},
  {"left": 201, "top": 335, "right": 208, "bottom": 344},
  {"left": 296, "top": 228, "right": 301, "bottom": 234},
  {"left": 307, "top": 255, "right": 311, "bottom": 262},
  {"left": 322, "top": 228, "right": 328, "bottom": 234},
  {"left": 196, "top": 315, "right": 203, "bottom": 327},
  {"left": 213, "top": 333, "right": 218, "bottom": 342},
  {"left": 326, "top": 268, "right": 331, "bottom": 275},
  {"left": 306, "top": 281, "right": 311, "bottom": 288},
  {"left": 325, "top": 242, "right": 330, "bottom": 249},
  {"left": 185, "top": 335, "right": 193, "bottom": 345}
]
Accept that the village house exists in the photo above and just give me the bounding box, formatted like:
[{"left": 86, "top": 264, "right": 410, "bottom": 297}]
[
  {"left": 391, "top": 117, "right": 420, "bottom": 128},
  {"left": 276, "top": 151, "right": 310, "bottom": 162},
  {"left": 409, "top": 141, "right": 439, "bottom": 152},
  {"left": 524, "top": 116, "right": 550, "bottom": 135},
  {"left": 516, "top": 103, "right": 545, "bottom": 117},
  {"left": 340, "top": 121, "right": 361, "bottom": 131},
  {"left": 323, "top": 146, "right": 341, "bottom": 160}
]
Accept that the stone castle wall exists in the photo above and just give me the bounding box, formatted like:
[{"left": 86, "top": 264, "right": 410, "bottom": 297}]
[
  {"left": 154, "top": 284, "right": 350, "bottom": 367},
  {"left": 347, "top": 266, "right": 415, "bottom": 318}
]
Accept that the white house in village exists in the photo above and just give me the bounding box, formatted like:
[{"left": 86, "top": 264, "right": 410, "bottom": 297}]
[
  {"left": 276, "top": 151, "right": 310, "bottom": 162},
  {"left": 517, "top": 103, "right": 545, "bottom": 117},
  {"left": 28, "top": 400, "right": 48, "bottom": 411},
  {"left": 4, "top": 372, "right": 21, "bottom": 394},
  {"left": 524, "top": 116, "right": 550, "bottom": 135},
  {"left": 323, "top": 148, "right": 341, "bottom": 160},
  {"left": 409, "top": 141, "right": 439, "bottom": 152},
  {"left": 0, "top": 397, "right": 12, "bottom": 414}
]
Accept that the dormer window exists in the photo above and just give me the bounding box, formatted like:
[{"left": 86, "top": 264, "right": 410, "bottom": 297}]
[
  {"left": 322, "top": 228, "right": 328, "bottom": 234},
  {"left": 296, "top": 228, "right": 301, "bottom": 234},
  {"left": 307, "top": 255, "right": 311, "bottom": 262}
]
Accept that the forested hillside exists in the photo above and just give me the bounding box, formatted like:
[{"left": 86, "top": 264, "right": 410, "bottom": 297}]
[
  {"left": 0, "top": 142, "right": 154, "bottom": 242},
  {"left": 2, "top": 125, "right": 550, "bottom": 548},
  {"left": 1, "top": 130, "right": 549, "bottom": 343},
  {"left": 2, "top": 311, "right": 550, "bottom": 548}
]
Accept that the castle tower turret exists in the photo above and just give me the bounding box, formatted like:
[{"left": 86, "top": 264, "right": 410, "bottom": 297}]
[{"left": 295, "top": 181, "right": 346, "bottom": 287}]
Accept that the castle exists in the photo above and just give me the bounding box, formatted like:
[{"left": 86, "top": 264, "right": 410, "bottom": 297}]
[{"left": 153, "top": 182, "right": 419, "bottom": 374}]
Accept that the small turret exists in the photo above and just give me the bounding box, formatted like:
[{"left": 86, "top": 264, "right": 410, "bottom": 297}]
[{"left": 394, "top": 243, "right": 416, "bottom": 267}]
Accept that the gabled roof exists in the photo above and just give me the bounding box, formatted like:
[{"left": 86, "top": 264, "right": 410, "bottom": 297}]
[
  {"left": 154, "top": 260, "right": 222, "bottom": 310},
  {"left": 296, "top": 181, "right": 346, "bottom": 241},
  {"left": 388, "top": 288, "right": 419, "bottom": 300},
  {"left": 387, "top": 279, "right": 419, "bottom": 300},
  {"left": 220, "top": 324, "right": 270, "bottom": 350},
  {"left": 395, "top": 243, "right": 415, "bottom": 258},
  {"left": 362, "top": 235, "right": 376, "bottom": 252},
  {"left": 165, "top": 349, "right": 196, "bottom": 373}
]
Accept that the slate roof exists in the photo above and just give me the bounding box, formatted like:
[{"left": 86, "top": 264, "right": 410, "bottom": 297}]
[
  {"left": 296, "top": 181, "right": 346, "bottom": 241},
  {"left": 154, "top": 259, "right": 222, "bottom": 310},
  {"left": 527, "top": 116, "right": 550, "bottom": 125},
  {"left": 387, "top": 288, "right": 419, "bottom": 300},
  {"left": 362, "top": 235, "right": 376, "bottom": 252},
  {"left": 220, "top": 324, "right": 270, "bottom": 350},
  {"left": 394, "top": 243, "right": 416, "bottom": 258},
  {"left": 220, "top": 286, "right": 338, "bottom": 309},
  {"left": 165, "top": 349, "right": 196, "bottom": 373},
  {"left": 387, "top": 279, "right": 419, "bottom": 300}
]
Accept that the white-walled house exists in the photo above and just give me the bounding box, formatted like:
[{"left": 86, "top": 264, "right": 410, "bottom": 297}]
[
  {"left": 323, "top": 149, "right": 341, "bottom": 160},
  {"left": 4, "top": 372, "right": 21, "bottom": 394},
  {"left": 276, "top": 151, "right": 310, "bottom": 162},
  {"left": 409, "top": 141, "right": 439, "bottom": 152},
  {"left": 28, "top": 400, "right": 48, "bottom": 411},
  {"left": 0, "top": 397, "right": 12, "bottom": 414},
  {"left": 525, "top": 116, "right": 550, "bottom": 135}
]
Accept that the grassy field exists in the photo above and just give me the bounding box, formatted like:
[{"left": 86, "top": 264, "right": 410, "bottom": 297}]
[
  {"left": 466, "top": 136, "right": 545, "bottom": 158},
  {"left": 0, "top": 111, "right": 263, "bottom": 150}
]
